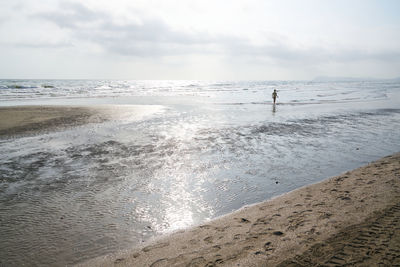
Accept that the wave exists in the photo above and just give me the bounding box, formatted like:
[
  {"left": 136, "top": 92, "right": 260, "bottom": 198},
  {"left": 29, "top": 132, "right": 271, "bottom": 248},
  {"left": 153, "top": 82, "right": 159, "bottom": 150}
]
[
  {"left": 0, "top": 80, "right": 398, "bottom": 104},
  {"left": 3, "top": 85, "right": 39, "bottom": 89}
]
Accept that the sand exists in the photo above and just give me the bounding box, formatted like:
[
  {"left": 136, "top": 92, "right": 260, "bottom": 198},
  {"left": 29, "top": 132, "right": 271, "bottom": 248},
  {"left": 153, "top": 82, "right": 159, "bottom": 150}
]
[
  {"left": 79, "top": 153, "right": 400, "bottom": 267},
  {"left": 0, "top": 105, "right": 162, "bottom": 138},
  {"left": 3, "top": 106, "right": 399, "bottom": 266},
  {"left": 0, "top": 106, "right": 105, "bottom": 137}
]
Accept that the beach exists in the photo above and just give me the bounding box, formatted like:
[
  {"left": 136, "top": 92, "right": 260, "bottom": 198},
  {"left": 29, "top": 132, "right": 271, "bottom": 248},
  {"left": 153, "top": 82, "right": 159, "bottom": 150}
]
[
  {"left": 80, "top": 153, "right": 400, "bottom": 266},
  {"left": 1, "top": 80, "right": 400, "bottom": 266},
  {"left": 1, "top": 0, "right": 400, "bottom": 262}
]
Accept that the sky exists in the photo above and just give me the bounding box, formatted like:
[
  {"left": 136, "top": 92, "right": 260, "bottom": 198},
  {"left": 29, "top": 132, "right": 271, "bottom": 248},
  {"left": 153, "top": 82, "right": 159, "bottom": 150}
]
[{"left": 0, "top": 0, "right": 399, "bottom": 80}]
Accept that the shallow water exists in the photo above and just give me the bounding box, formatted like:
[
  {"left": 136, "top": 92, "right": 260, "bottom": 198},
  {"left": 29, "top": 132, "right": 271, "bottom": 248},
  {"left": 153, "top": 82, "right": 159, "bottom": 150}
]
[{"left": 0, "top": 80, "right": 400, "bottom": 266}]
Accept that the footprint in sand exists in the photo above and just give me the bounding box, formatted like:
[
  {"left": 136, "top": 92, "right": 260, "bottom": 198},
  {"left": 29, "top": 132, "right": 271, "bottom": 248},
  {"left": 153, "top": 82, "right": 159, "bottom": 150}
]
[
  {"left": 204, "top": 236, "right": 213, "bottom": 243},
  {"left": 114, "top": 258, "right": 125, "bottom": 264},
  {"left": 233, "top": 234, "right": 242, "bottom": 240},
  {"left": 264, "top": 241, "right": 275, "bottom": 253},
  {"left": 186, "top": 257, "right": 206, "bottom": 267},
  {"left": 240, "top": 218, "right": 251, "bottom": 223},
  {"left": 149, "top": 258, "right": 169, "bottom": 267},
  {"left": 273, "top": 231, "right": 284, "bottom": 236},
  {"left": 277, "top": 202, "right": 400, "bottom": 266},
  {"left": 142, "top": 242, "right": 169, "bottom": 252}
]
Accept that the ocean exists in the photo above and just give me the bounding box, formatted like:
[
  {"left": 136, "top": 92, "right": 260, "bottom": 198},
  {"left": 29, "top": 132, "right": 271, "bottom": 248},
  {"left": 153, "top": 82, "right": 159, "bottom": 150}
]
[{"left": 0, "top": 79, "right": 400, "bottom": 266}]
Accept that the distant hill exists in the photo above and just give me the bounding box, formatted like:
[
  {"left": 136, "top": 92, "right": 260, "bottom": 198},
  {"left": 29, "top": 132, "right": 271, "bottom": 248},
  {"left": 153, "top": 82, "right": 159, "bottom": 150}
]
[
  {"left": 313, "top": 76, "right": 376, "bottom": 82},
  {"left": 313, "top": 76, "right": 400, "bottom": 82}
]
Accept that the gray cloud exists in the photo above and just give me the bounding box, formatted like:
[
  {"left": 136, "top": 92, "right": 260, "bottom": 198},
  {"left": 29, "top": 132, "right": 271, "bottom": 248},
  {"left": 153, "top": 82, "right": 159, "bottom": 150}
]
[
  {"left": 226, "top": 39, "right": 400, "bottom": 66},
  {"left": 33, "top": 1, "right": 104, "bottom": 29},
  {"left": 32, "top": 1, "right": 218, "bottom": 56},
  {"left": 31, "top": 1, "right": 400, "bottom": 65},
  {"left": 12, "top": 42, "right": 73, "bottom": 49}
]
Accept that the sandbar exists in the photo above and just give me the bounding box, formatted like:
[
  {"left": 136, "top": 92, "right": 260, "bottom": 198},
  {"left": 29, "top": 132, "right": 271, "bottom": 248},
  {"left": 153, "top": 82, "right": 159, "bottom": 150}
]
[
  {"left": 80, "top": 153, "right": 400, "bottom": 266},
  {"left": 0, "top": 105, "right": 161, "bottom": 138}
]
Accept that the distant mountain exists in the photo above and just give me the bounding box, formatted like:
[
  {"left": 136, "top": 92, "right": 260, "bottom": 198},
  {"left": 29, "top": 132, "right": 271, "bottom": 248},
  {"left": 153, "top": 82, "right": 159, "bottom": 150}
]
[
  {"left": 313, "top": 76, "right": 376, "bottom": 82},
  {"left": 313, "top": 76, "right": 400, "bottom": 82}
]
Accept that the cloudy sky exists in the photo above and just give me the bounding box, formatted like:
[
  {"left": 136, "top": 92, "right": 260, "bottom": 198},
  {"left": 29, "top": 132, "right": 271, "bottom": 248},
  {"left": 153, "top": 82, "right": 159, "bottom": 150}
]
[{"left": 0, "top": 0, "right": 399, "bottom": 80}]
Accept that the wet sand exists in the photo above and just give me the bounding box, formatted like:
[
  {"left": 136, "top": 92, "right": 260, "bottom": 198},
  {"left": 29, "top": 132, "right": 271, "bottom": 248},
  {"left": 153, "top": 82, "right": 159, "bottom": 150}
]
[
  {"left": 80, "top": 153, "right": 400, "bottom": 267},
  {"left": 0, "top": 105, "right": 160, "bottom": 138},
  {"left": 0, "top": 106, "right": 104, "bottom": 137}
]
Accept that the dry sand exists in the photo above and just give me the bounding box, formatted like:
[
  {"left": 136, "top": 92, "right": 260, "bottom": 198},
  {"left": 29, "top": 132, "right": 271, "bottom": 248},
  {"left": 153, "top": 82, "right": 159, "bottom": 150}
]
[{"left": 80, "top": 153, "right": 400, "bottom": 267}]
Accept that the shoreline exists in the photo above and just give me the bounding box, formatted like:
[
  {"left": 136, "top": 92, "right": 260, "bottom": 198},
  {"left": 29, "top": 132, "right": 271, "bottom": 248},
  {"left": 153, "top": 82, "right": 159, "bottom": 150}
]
[{"left": 79, "top": 153, "right": 400, "bottom": 266}]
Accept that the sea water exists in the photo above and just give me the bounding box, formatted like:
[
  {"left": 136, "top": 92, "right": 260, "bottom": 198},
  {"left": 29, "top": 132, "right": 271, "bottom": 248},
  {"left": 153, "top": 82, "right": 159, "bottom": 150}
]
[{"left": 0, "top": 80, "right": 399, "bottom": 266}]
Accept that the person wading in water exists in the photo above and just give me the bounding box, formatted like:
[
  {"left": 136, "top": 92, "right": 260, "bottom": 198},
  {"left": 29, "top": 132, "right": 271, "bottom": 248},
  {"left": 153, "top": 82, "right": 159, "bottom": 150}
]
[{"left": 272, "top": 89, "right": 278, "bottom": 104}]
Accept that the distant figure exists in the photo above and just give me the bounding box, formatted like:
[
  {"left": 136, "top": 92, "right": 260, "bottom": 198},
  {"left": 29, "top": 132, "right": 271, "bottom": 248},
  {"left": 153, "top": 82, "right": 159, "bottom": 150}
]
[{"left": 272, "top": 89, "right": 278, "bottom": 104}]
